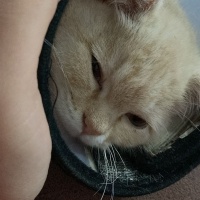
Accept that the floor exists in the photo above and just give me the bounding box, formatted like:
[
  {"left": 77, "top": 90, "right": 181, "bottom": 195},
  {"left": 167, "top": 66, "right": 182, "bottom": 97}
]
[{"left": 36, "top": 160, "right": 200, "bottom": 200}]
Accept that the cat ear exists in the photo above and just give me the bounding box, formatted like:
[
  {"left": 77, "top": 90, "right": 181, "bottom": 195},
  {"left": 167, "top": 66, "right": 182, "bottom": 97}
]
[{"left": 100, "top": 0, "right": 160, "bottom": 15}]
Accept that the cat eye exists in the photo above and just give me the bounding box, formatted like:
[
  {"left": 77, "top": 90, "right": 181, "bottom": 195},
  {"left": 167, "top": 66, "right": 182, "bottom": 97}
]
[
  {"left": 92, "top": 55, "right": 102, "bottom": 88},
  {"left": 126, "top": 113, "right": 147, "bottom": 129}
]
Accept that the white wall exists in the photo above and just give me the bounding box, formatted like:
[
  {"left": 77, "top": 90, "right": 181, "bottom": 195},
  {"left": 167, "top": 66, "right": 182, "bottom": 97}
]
[{"left": 180, "top": 0, "right": 200, "bottom": 45}]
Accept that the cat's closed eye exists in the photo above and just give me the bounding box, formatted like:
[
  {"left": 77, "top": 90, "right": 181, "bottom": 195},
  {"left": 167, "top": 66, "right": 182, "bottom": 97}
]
[
  {"left": 92, "top": 55, "right": 102, "bottom": 89},
  {"left": 126, "top": 113, "right": 148, "bottom": 129}
]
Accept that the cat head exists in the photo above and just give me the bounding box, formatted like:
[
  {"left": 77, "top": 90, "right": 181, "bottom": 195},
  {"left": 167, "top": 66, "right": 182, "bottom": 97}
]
[{"left": 50, "top": 0, "right": 200, "bottom": 154}]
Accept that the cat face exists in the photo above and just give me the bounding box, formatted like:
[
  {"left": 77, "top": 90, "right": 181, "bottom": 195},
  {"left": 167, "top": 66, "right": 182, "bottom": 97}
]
[{"left": 50, "top": 0, "right": 200, "bottom": 152}]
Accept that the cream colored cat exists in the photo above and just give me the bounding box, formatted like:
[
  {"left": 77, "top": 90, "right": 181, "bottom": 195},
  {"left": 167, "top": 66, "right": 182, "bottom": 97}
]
[{"left": 50, "top": 0, "right": 200, "bottom": 154}]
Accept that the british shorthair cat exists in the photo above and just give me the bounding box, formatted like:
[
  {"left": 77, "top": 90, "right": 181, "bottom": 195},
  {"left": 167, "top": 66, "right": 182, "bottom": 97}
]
[{"left": 49, "top": 0, "right": 200, "bottom": 155}]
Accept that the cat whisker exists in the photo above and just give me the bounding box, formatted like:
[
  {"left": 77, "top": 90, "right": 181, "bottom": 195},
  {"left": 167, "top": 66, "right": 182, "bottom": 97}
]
[
  {"left": 93, "top": 148, "right": 105, "bottom": 196},
  {"left": 44, "top": 39, "right": 73, "bottom": 95},
  {"left": 98, "top": 148, "right": 101, "bottom": 170},
  {"left": 112, "top": 145, "right": 127, "bottom": 171},
  {"left": 172, "top": 109, "right": 200, "bottom": 132},
  {"left": 100, "top": 150, "right": 109, "bottom": 200},
  {"left": 174, "top": 100, "right": 200, "bottom": 107},
  {"left": 107, "top": 147, "right": 119, "bottom": 199},
  {"left": 111, "top": 145, "right": 131, "bottom": 185},
  {"left": 109, "top": 147, "right": 118, "bottom": 179},
  {"left": 44, "top": 39, "right": 53, "bottom": 48},
  {"left": 108, "top": 148, "right": 118, "bottom": 178},
  {"left": 170, "top": 107, "right": 200, "bottom": 131},
  {"left": 155, "top": 121, "right": 170, "bottom": 136},
  {"left": 93, "top": 184, "right": 104, "bottom": 197},
  {"left": 106, "top": 148, "right": 115, "bottom": 200},
  {"left": 110, "top": 151, "right": 117, "bottom": 200},
  {"left": 93, "top": 147, "right": 103, "bottom": 196},
  {"left": 143, "top": 116, "right": 175, "bottom": 154}
]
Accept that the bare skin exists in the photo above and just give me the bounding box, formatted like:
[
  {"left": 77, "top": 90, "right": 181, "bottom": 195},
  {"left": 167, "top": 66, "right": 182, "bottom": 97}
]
[{"left": 0, "top": 1, "right": 59, "bottom": 199}]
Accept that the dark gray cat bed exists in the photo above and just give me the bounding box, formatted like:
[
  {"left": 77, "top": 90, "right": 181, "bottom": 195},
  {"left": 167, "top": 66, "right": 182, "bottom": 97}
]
[{"left": 38, "top": 0, "right": 200, "bottom": 197}]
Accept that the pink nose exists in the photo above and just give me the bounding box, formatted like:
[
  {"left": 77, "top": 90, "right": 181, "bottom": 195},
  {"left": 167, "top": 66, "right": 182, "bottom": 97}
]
[{"left": 82, "top": 114, "right": 101, "bottom": 136}]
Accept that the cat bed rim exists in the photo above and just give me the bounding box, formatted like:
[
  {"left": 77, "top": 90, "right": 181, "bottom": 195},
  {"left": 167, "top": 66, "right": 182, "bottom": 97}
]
[{"left": 38, "top": 0, "right": 200, "bottom": 197}]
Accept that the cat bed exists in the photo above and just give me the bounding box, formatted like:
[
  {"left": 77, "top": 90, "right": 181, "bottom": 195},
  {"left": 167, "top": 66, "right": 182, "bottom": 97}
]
[{"left": 38, "top": 0, "right": 200, "bottom": 197}]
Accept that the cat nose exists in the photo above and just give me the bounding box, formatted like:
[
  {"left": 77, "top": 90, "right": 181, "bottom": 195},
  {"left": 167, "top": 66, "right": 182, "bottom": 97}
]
[{"left": 82, "top": 114, "right": 101, "bottom": 136}]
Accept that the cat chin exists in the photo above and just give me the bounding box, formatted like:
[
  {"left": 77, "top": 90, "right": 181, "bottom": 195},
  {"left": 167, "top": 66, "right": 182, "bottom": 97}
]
[{"left": 79, "top": 134, "right": 110, "bottom": 149}]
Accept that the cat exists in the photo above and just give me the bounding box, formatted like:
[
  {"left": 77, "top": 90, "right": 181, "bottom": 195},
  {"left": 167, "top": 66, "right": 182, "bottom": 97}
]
[{"left": 49, "top": 0, "right": 200, "bottom": 155}]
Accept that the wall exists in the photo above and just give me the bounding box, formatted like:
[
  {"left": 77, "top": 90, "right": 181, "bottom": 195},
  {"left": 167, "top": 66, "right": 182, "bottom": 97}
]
[{"left": 180, "top": 0, "right": 200, "bottom": 45}]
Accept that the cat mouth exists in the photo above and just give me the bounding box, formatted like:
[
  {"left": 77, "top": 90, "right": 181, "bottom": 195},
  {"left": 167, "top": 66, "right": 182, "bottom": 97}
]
[
  {"left": 80, "top": 114, "right": 110, "bottom": 148},
  {"left": 79, "top": 134, "right": 110, "bottom": 149}
]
